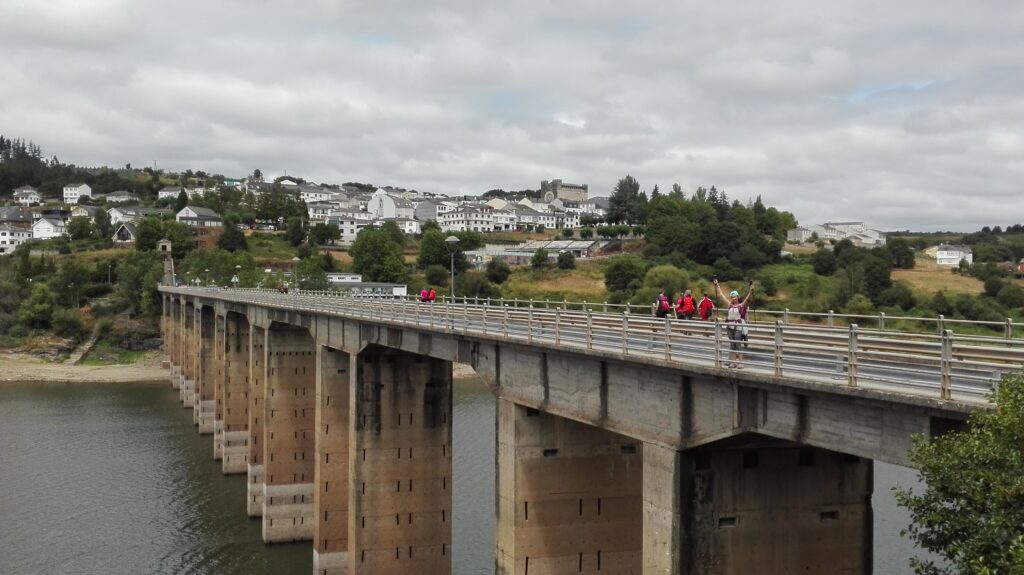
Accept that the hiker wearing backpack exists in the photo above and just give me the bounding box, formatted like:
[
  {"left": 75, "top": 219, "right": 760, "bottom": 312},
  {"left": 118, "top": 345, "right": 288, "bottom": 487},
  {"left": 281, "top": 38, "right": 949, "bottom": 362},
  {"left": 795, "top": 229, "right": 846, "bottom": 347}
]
[
  {"left": 428, "top": 287, "right": 437, "bottom": 302},
  {"left": 420, "top": 287, "right": 429, "bottom": 303},
  {"left": 697, "top": 293, "right": 714, "bottom": 321},
  {"left": 676, "top": 290, "right": 696, "bottom": 320},
  {"left": 654, "top": 290, "right": 671, "bottom": 318}
]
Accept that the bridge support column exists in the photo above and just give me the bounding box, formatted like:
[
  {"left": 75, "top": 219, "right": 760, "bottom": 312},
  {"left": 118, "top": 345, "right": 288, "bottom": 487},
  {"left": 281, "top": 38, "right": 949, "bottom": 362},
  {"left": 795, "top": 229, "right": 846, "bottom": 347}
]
[
  {"left": 313, "top": 346, "right": 351, "bottom": 575},
  {"left": 196, "top": 306, "right": 216, "bottom": 434},
  {"left": 642, "top": 441, "right": 872, "bottom": 574},
  {"left": 222, "top": 313, "right": 250, "bottom": 474},
  {"left": 181, "top": 302, "right": 196, "bottom": 408},
  {"left": 247, "top": 324, "right": 267, "bottom": 517},
  {"left": 168, "top": 299, "right": 181, "bottom": 390},
  {"left": 213, "top": 313, "right": 227, "bottom": 459},
  {"left": 496, "top": 399, "right": 643, "bottom": 575},
  {"left": 262, "top": 325, "right": 317, "bottom": 543},
  {"left": 348, "top": 347, "right": 452, "bottom": 575}
]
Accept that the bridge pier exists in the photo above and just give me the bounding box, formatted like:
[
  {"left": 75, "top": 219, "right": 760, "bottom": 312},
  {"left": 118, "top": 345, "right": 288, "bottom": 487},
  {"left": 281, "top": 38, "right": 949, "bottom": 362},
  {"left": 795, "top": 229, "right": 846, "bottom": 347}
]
[
  {"left": 262, "top": 324, "right": 317, "bottom": 543},
  {"left": 196, "top": 306, "right": 216, "bottom": 434},
  {"left": 496, "top": 399, "right": 643, "bottom": 575},
  {"left": 181, "top": 301, "right": 196, "bottom": 408},
  {"left": 313, "top": 346, "right": 351, "bottom": 575},
  {"left": 348, "top": 347, "right": 452, "bottom": 574},
  {"left": 248, "top": 324, "right": 267, "bottom": 517},
  {"left": 643, "top": 439, "right": 872, "bottom": 574},
  {"left": 222, "top": 312, "right": 250, "bottom": 474},
  {"left": 167, "top": 298, "right": 181, "bottom": 390},
  {"left": 213, "top": 313, "right": 227, "bottom": 459}
]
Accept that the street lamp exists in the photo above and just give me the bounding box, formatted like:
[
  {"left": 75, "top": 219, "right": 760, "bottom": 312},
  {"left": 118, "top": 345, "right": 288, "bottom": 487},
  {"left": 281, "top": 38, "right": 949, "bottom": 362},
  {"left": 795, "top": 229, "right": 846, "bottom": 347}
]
[
  {"left": 204, "top": 268, "right": 210, "bottom": 286},
  {"left": 445, "top": 235, "right": 460, "bottom": 298},
  {"left": 291, "top": 256, "right": 301, "bottom": 290},
  {"left": 232, "top": 265, "right": 241, "bottom": 288}
]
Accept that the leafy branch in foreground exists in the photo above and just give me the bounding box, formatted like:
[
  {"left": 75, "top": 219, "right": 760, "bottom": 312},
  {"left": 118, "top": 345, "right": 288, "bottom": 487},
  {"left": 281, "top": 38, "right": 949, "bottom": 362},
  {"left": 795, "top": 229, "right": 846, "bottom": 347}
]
[{"left": 895, "top": 373, "right": 1024, "bottom": 575}]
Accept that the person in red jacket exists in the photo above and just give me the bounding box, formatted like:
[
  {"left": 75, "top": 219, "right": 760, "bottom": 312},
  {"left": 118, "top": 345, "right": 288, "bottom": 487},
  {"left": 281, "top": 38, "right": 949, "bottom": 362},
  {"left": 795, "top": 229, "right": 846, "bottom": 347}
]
[
  {"left": 697, "top": 293, "right": 714, "bottom": 321},
  {"left": 428, "top": 287, "right": 437, "bottom": 302},
  {"left": 675, "top": 290, "right": 696, "bottom": 320}
]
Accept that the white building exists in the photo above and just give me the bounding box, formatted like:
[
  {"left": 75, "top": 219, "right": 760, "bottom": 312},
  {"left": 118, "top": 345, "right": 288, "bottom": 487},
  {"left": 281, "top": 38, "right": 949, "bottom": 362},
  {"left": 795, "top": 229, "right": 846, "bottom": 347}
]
[
  {"left": 158, "top": 186, "right": 183, "bottom": 200},
  {"left": 307, "top": 202, "right": 336, "bottom": 223},
  {"left": 299, "top": 185, "right": 335, "bottom": 204},
  {"left": 382, "top": 217, "right": 421, "bottom": 235},
  {"left": 0, "top": 224, "right": 32, "bottom": 254},
  {"left": 13, "top": 186, "right": 41, "bottom": 206},
  {"left": 492, "top": 209, "right": 517, "bottom": 231},
  {"left": 367, "top": 189, "right": 415, "bottom": 220},
  {"left": 105, "top": 190, "right": 139, "bottom": 204},
  {"left": 326, "top": 272, "right": 363, "bottom": 285},
  {"left": 32, "top": 217, "right": 66, "bottom": 239},
  {"left": 326, "top": 210, "right": 374, "bottom": 244},
  {"left": 63, "top": 183, "right": 92, "bottom": 205},
  {"left": 786, "top": 221, "right": 886, "bottom": 247},
  {"left": 439, "top": 207, "right": 493, "bottom": 232},
  {"left": 581, "top": 197, "right": 609, "bottom": 218},
  {"left": 936, "top": 244, "right": 973, "bottom": 267},
  {"left": 176, "top": 206, "right": 223, "bottom": 228}
]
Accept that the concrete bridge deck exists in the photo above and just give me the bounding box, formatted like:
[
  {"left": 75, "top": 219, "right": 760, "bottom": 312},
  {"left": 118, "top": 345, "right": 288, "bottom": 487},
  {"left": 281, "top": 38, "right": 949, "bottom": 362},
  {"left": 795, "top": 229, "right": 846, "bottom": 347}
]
[{"left": 159, "top": 286, "right": 1017, "bottom": 575}]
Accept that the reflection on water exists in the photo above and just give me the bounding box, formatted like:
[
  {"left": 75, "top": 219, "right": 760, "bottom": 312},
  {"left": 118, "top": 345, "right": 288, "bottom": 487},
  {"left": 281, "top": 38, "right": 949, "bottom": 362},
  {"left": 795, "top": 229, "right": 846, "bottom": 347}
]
[{"left": 0, "top": 379, "right": 923, "bottom": 574}]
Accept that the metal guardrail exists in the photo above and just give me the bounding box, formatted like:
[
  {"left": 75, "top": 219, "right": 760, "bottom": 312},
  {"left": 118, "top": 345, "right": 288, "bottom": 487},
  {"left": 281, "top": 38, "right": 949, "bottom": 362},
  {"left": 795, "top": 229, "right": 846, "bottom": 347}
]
[{"left": 164, "top": 287, "right": 1023, "bottom": 404}]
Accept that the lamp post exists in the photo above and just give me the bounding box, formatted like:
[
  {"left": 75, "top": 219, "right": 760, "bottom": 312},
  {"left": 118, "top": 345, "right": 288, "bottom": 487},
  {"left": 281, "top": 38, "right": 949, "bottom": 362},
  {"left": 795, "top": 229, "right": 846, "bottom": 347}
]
[
  {"left": 204, "top": 268, "right": 210, "bottom": 286},
  {"left": 445, "top": 235, "right": 460, "bottom": 298},
  {"left": 232, "top": 264, "right": 241, "bottom": 288},
  {"left": 291, "top": 256, "right": 300, "bottom": 290}
]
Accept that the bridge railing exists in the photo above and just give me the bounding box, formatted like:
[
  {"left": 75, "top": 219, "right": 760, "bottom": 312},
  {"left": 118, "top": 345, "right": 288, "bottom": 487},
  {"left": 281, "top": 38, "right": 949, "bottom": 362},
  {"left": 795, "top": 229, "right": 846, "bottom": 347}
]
[{"left": 174, "top": 287, "right": 1024, "bottom": 403}]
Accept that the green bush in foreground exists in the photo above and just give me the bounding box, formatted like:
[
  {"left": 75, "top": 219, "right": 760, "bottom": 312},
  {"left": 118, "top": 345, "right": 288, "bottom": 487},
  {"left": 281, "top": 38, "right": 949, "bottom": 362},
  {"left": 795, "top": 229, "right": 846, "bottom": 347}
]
[{"left": 895, "top": 373, "right": 1024, "bottom": 574}]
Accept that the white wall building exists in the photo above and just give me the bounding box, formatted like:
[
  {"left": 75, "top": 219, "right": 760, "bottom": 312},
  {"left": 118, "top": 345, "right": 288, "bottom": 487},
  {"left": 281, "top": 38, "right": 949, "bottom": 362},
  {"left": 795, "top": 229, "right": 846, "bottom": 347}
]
[
  {"left": 367, "top": 189, "right": 415, "bottom": 220},
  {"left": 105, "top": 190, "right": 139, "bottom": 204},
  {"left": 32, "top": 217, "right": 66, "bottom": 239},
  {"left": 14, "top": 186, "right": 41, "bottom": 206},
  {"left": 63, "top": 183, "right": 92, "bottom": 205},
  {"left": 0, "top": 224, "right": 32, "bottom": 254},
  {"left": 439, "top": 207, "right": 493, "bottom": 232},
  {"left": 936, "top": 244, "right": 973, "bottom": 267},
  {"left": 786, "top": 221, "right": 886, "bottom": 247},
  {"left": 158, "top": 187, "right": 183, "bottom": 200},
  {"left": 176, "top": 206, "right": 223, "bottom": 228}
]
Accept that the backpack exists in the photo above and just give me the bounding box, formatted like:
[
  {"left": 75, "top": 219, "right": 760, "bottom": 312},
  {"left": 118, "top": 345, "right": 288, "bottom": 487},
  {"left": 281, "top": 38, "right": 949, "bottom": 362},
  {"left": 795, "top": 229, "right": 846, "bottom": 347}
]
[
  {"left": 682, "top": 295, "right": 695, "bottom": 314},
  {"left": 428, "top": 289, "right": 436, "bottom": 301},
  {"left": 420, "top": 289, "right": 428, "bottom": 302},
  {"left": 659, "top": 296, "right": 670, "bottom": 312}
]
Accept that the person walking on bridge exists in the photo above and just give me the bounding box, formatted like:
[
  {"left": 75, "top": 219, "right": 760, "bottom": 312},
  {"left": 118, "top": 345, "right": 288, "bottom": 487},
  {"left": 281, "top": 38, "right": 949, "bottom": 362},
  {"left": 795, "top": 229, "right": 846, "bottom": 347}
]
[
  {"left": 697, "top": 292, "right": 714, "bottom": 321},
  {"left": 714, "top": 279, "right": 754, "bottom": 368}
]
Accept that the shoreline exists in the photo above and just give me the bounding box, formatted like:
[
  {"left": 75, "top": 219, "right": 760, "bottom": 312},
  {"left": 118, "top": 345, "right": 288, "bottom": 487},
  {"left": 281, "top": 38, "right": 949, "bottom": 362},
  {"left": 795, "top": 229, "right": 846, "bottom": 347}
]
[{"left": 0, "top": 352, "right": 169, "bottom": 384}]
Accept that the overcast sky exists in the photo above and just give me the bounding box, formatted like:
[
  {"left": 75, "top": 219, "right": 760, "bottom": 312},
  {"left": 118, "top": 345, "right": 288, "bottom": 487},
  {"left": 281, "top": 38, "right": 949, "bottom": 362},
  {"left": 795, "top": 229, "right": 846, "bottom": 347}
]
[{"left": 1, "top": 1, "right": 1022, "bottom": 230}]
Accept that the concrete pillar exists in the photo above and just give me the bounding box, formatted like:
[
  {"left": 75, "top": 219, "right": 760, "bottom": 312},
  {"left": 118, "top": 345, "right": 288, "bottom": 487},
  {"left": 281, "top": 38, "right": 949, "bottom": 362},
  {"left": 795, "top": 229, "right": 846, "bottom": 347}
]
[
  {"left": 213, "top": 313, "right": 227, "bottom": 459},
  {"left": 262, "top": 325, "right": 317, "bottom": 543},
  {"left": 642, "top": 444, "right": 690, "bottom": 575},
  {"left": 689, "top": 445, "right": 872, "bottom": 574},
  {"left": 181, "top": 303, "right": 196, "bottom": 408},
  {"left": 348, "top": 347, "right": 453, "bottom": 575},
  {"left": 314, "top": 346, "right": 351, "bottom": 575},
  {"left": 222, "top": 313, "right": 250, "bottom": 474},
  {"left": 196, "top": 306, "right": 216, "bottom": 434},
  {"left": 168, "top": 299, "right": 181, "bottom": 390},
  {"left": 496, "top": 399, "right": 643, "bottom": 575},
  {"left": 248, "top": 324, "right": 267, "bottom": 517}
]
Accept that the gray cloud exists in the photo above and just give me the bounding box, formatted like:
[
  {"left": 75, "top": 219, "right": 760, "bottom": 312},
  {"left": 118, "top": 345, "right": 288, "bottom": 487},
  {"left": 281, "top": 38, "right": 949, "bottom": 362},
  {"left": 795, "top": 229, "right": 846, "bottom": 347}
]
[{"left": 2, "top": 0, "right": 1022, "bottom": 230}]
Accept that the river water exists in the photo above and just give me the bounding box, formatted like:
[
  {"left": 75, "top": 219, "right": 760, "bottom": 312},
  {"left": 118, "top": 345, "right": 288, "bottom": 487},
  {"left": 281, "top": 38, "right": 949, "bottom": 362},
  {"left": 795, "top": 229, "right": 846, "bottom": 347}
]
[{"left": 0, "top": 379, "right": 923, "bottom": 574}]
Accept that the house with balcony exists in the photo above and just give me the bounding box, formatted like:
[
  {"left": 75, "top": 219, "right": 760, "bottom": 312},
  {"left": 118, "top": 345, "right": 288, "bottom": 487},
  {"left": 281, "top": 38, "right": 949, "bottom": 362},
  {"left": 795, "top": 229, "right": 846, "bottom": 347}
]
[{"left": 14, "top": 186, "right": 41, "bottom": 206}]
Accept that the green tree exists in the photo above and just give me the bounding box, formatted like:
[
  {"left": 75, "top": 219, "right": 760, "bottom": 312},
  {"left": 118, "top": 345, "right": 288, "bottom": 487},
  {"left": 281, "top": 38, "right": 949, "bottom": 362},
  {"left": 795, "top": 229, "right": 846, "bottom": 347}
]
[
  {"left": 294, "top": 257, "right": 329, "bottom": 290},
  {"left": 930, "top": 290, "right": 954, "bottom": 316},
  {"left": 608, "top": 175, "right": 647, "bottom": 224},
  {"left": 812, "top": 248, "right": 838, "bottom": 275},
  {"left": 51, "top": 308, "right": 85, "bottom": 341},
  {"left": 286, "top": 216, "right": 305, "bottom": 247},
  {"left": 579, "top": 228, "right": 594, "bottom": 240},
  {"left": 895, "top": 373, "right": 1024, "bottom": 574},
  {"left": 556, "top": 251, "right": 576, "bottom": 270},
  {"left": 379, "top": 221, "right": 406, "bottom": 248},
  {"left": 308, "top": 223, "right": 340, "bottom": 246},
  {"left": 424, "top": 264, "right": 449, "bottom": 287},
  {"left": 997, "top": 284, "right": 1024, "bottom": 308},
  {"left": 162, "top": 220, "right": 196, "bottom": 259},
  {"left": 93, "top": 208, "right": 112, "bottom": 239},
  {"left": 560, "top": 228, "right": 573, "bottom": 239},
  {"left": 350, "top": 228, "right": 408, "bottom": 283},
  {"left": 531, "top": 248, "right": 550, "bottom": 269},
  {"left": 842, "top": 293, "right": 875, "bottom": 315},
  {"left": 604, "top": 255, "right": 647, "bottom": 294},
  {"left": 420, "top": 219, "right": 441, "bottom": 233},
  {"left": 17, "top": 283, "right": 55, "bottom": 328},
  {"left": 134, "top": 217, "right": 163, "bottom": 252},
  {"left": 67, "top": 216, "right": 92, "bottom": 240},
  {"left": 485, "top": 258, "right": 510, "bottom": 284},
  {"left": 418, "top": 230, "right": 469, "bottom": 272},
  {"left": 174, "top": 189, "right": 189, "bottom": 212},
  {"left": 116, "top": 251, "right": 164, "bottom": 315},
  {"left": 217, "top": 217, "right": 248, "bottom": 252},
  {"left": 887, "top": 238, "right": 916, "bottom": 269},
  {"left": 454, "top": 271, "right": 501, "bottom": 299},
  {"left": 984, "top": 277, "right": 1005, "bottom": 298}
]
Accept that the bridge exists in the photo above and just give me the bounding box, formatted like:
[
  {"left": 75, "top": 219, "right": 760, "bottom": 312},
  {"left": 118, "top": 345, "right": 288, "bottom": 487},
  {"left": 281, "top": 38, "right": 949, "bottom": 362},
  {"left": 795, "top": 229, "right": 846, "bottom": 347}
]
[{"left": 159, "top": 285, "right": 1020, "bottom": 575}]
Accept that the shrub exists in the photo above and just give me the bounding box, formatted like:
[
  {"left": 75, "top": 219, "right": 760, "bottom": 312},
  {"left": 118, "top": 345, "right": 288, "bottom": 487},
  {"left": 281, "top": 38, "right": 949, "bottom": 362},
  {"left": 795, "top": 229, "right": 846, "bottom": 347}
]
[
  {"left": 531, "top": 248, "right": 550, "bottom": 269},
  {"left": 997, "top": 284, "right": 1024, "bottom": 308},
  {"left": 604, "top": 255, "right": 647, "bottom": 293},
  {"left": 51, "top": 308, "right": 85, "bottom": 341},
  {"left": 485, "top": 258, "right": 510, "bottom": 284},
  {"left": 424, "top": 264, "right": 449, "bottom": 286},
  {"left": 556, "top": 252, "right": 576, "bottom": 270},
  {"left": 579, "top": 228, "right": 594, "bottom": 240}
]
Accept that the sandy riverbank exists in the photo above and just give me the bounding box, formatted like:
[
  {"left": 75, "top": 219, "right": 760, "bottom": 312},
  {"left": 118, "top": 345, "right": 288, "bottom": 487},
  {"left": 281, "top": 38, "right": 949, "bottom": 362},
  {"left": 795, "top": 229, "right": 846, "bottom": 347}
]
[{"left": 0, "top": 352, "right": 169, "bottom": 384}]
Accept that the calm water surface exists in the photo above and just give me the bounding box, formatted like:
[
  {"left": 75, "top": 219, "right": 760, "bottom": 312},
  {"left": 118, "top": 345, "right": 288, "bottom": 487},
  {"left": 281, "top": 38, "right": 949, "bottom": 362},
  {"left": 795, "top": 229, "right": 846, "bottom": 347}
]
[{"left": 0, "top": 379, "right": 921, "bottom": 574}]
